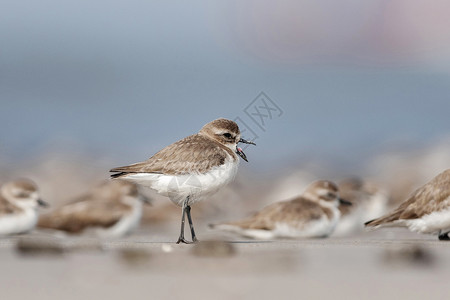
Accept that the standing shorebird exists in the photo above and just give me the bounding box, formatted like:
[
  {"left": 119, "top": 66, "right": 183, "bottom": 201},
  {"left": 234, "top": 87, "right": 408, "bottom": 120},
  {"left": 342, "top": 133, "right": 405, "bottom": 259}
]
[
  {"left": 210, "top": 180, "right": 352, "bottom": 239},
  {"left": 110, "top": 118, "right": 255, "bottom": 244},
  {"left": 365, "top": 169, "right": 450, "bottom": 240},
  {"left": 38, "top": 180, "right": 150, "bottom": 238},
  {"left": 0, "top": 179, "right": 48, "bottom": 236}
]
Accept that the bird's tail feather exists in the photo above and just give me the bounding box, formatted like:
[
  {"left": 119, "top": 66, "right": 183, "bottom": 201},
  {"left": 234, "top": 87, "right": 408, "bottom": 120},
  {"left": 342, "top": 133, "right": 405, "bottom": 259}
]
[{"left": 364, "top": 211, "right": 402, "bottom": 228}]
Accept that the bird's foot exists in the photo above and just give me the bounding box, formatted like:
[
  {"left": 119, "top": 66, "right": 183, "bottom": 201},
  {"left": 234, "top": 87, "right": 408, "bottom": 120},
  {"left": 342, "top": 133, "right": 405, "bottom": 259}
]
[{"left": 176, "top": 237, "right": 194, "bottom": 244}]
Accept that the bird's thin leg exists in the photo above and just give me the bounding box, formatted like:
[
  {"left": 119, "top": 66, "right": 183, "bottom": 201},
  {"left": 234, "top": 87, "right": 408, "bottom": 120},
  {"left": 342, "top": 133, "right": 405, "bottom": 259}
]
[
  {"left": 438, "top": 230, "right": 450, "bottom": 241},
  {"left": 176, "top": 197, "right": 191, "bottom": 244},
  {"left": 186, "top": 205, "right": 198, "bottom": 243}
]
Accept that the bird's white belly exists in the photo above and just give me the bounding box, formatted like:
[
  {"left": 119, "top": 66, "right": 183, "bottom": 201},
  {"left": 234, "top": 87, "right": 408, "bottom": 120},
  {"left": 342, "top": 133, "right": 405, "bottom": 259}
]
[
  {"left": 405, "top": 207, "right": 450, "bottom": 234},
  {"left": 0, "top": 209, "right": 38, "bottom": 235},
  {"left": 362, "top": 194, "right": 389, "bottom": 221},
  {"left": 334, "top": 194, "right": 389, "bottom": 237},
  {"left": 122, "top": 159, "right": 239, "bottom": 206},
  {"left": 226, "top": 207, "right": 341, "bottom": 240},
  {"left": 96, "top": 201, "right": 143, "bottom": 238},
  {"left": 274, "top": 211, "right": 340, "bottom": 238}
]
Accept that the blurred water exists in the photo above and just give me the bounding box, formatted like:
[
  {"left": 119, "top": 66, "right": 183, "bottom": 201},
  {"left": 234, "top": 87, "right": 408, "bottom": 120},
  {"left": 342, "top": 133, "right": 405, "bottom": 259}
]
[{"left": 1, "top": 1, "right": 450, "bottom": 170}]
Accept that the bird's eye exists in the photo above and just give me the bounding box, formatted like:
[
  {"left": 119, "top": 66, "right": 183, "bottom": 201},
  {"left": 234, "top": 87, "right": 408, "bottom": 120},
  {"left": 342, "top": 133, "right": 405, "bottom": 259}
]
[
  {"left": 327, "top": 192, "right": 335, "bottom": 198},
  {"left": 223, "top": 133, "right": 232, "bottom": 139}
]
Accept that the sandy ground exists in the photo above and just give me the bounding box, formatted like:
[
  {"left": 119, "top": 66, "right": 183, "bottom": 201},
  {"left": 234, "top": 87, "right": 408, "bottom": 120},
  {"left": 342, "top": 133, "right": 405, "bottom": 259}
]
[{"left": 0, "top": 225, "right": 448, "bottom": 300}]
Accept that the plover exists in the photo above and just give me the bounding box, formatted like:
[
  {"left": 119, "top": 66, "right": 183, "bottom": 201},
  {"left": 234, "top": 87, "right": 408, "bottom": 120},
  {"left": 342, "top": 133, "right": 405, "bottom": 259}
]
[
  {"left": 0, "top": 179, "right": 48, "bottom": 236},
  {"left": 365, "top": 169, "right": 450, "bottom": 240},
  {"left": 110, "top": 118, "right": 255, "bottom": 244},
  {"left": 38, "top": 180, "right": 151, "bottom": 238},
  {"left": 210, "top": 180, "right": 351, "bottom": 239},
  {"left": 333, "top": 178, "right": 389, "bottom": 236}
]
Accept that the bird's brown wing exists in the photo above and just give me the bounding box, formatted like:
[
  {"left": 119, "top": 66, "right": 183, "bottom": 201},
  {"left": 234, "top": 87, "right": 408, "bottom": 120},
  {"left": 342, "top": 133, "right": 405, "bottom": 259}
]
[
  {"left": 365, "top": 172, "right": 450, "bottom": 227},
  {"left": 38, "top": 200, "right": 131, "bottom": 233},
  {"left": 0, "top": 194, "right": 21, "bottom": 214},
  {"left": 110, "top": 134, "right": 231, "bottom": 176},
  {"left": 225, "top": 198, "right": 325, "bottom": 230},
  {"left": 398, "top": 176, "right": 450, "bottom": 219}
]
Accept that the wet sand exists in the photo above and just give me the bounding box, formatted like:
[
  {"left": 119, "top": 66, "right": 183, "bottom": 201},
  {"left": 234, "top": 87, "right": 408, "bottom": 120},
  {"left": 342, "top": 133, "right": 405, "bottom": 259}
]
[{"left": 0, "top": 227, "right": 448, "bottom": 300}]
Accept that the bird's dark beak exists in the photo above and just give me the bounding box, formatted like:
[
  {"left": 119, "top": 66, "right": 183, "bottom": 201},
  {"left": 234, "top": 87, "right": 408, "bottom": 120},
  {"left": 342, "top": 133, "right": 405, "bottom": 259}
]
[
  {"left": 236, "top": 147, "right": 248, "bottom": 162},
  {"left": 339, "top": 198, "right": 352, "bottom": 206},
  {"left": 37, "top": 199, "right": 49, "bottom": 207},
  {"left": 239, "top": 138, "right": 256, "bottom": 145},
  {"left": 236, "top": 138, "right": 254, "bottom": 162},
  {"left": 140, "top": 195, "right": 152, "bottom": 206}
]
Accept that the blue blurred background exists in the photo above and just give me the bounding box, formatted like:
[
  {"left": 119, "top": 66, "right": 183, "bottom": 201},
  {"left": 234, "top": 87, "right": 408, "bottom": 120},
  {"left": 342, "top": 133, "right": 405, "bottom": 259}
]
[
  {"left": 2, "top": 0, "right": 450, "bottom": 172},
  {"left": 2, "top": 4, "right": 450, "bottom": 297}
]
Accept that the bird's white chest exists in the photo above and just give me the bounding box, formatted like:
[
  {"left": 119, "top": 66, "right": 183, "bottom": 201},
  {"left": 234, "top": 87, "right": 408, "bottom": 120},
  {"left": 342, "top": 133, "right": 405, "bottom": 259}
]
[
  {"left": 96, "top": 199, "right": 143, "bottom": 238},
  {"left": 0, "top": 209, "right": 38, "bottom": 235},
  {"left": 124, "top": 158, "right": 239, "bottom": 206}
]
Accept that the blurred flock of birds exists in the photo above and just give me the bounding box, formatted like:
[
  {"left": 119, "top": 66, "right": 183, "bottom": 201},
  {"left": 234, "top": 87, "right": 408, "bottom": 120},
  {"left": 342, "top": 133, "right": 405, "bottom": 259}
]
[{"left": 1, "top": 137, "right": 450, "bottom": 241}]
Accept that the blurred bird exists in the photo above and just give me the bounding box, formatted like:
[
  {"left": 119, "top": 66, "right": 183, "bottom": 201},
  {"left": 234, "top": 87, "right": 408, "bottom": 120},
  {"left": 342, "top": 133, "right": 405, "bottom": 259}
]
[
  {"left": 110, "top": 118, "right": 255, "bottom": 244},
  {"left": 210, "top": 180, "right": 351, "bottom": 239},
  {"left": 365, "top": 169, "right": 450, "bottom": 240},
  {"left": 0, "top": 179, "right": 48, "bottom": 236},
  {"left": 333, "top": 178, "right": 389, "bottom": 236},
  {"left": 38, "top": 180, "right": 150, "bottom": 238}
]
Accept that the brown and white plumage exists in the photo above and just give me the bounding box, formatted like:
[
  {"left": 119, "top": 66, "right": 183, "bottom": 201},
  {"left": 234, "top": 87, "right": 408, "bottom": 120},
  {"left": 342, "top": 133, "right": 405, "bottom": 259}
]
[
  {"left": 365, "top": 169, "right": 450, "bottom": 240},
  {"left": 109, "top": 118, "right": 255, "bottom": 243},
  {"left": 111, "top": 133, "right": 234, "bottom": 177},
  {"left": 333, "top": 178, "right": 389, "bottom": 236},
  {"left": 110, "top": 119, "right": 251, "bottom": 206},
  {"left": 38, "top": 180, "right": 150, "bottom": 238},
  {"left": 0, "top": 179, "right": 47, "bottom": 235},
  {"left": 211, "top": 181, "right": 351, "bottom": 239}
]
